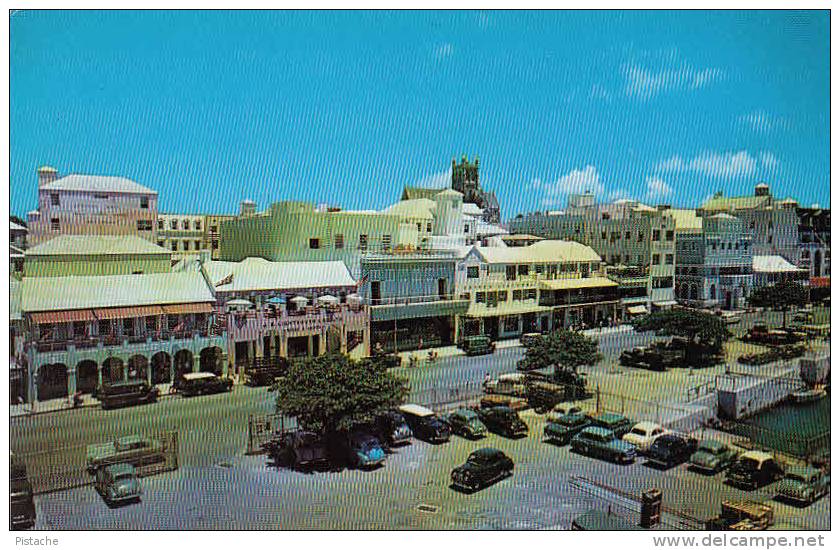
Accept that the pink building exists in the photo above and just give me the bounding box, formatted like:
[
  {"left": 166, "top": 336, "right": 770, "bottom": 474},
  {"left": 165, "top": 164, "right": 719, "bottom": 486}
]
[{"left": 27, "top": 166, "right": 158, "bottom": 246}]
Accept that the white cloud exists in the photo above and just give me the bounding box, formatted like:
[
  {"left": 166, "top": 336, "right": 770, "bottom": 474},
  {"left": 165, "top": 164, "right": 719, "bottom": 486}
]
[
  {"left": 413, "top": 167, "right": 452, "bottom": 189},
  {"left": 532, "top": 165, "right": 605, "bottom": 206},
  {"left": 623, "top": 63, "right": 723, "bottom": 100},
  {"left": 434, "top": 43, "right": 454, "bottom": 60},
  {"left": 590, "top": 84, "right": 612, "bottom": 101},
  {"left": 760, "top": 151, "right": 778, "bottom": 171},
  {"left": 644, "top": 176, "right": 674, "bottom": 200},
  {"left": 656, "top": 150, "right": 759, "bottom": 178}
]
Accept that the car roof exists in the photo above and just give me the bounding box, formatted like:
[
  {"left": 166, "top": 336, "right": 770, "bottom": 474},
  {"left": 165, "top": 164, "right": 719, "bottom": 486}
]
[
  {"left": 117, "top": 435, "right": 144, "bottom": 445},
  {"left": 470, "top": 447, "right": 502, "bottom": 459},
  {"left": 182, "top": 372, "right": 217, "bottom": 380},
  {"left": 453, "top": 408, "right": 479, "bottom": 419},
  {"left": 698, "top": 439, "right": 727, "bottom": 451},
  {"left": 632, "top": 421, "right": 662, "bottom": 431},
  {"left": 596, "top": 412, "right": 627, "bottom": 422},
  {"left": 741, "top": 450, "right": 774, "bottom": 461},
  {"left": 398, "top": 404, "right": 435, "bottom": 417},
  {"left": 104, "top": 463, "right": 135, "bottom": 476},
  {"left": 581, "top": 426, "right": 614, "bottom": 437},
  {"left": 497, "top": 373, "right": 525, "bottom": 381},
  {"left": 487, "top": 405, "right": 513, "bottom": 413}
]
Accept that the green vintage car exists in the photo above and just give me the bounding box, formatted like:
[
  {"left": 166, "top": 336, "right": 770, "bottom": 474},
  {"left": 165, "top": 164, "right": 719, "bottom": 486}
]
[
  {"left": 543, "top": 413, "right": 591, "bottom": 446},
  {"left": 689, "top": 440, "right": 739, "bottom": 474},
  {"left": 570, "top": 426, "right": 637, "bottom": 464},
  {"left": 590, "top": 412, "right": 634, "bottom": 438},
  {"left": 445, "top": 408, "right": 487, "bottom": 439},
  {"left": 460, "top": 335, "right": 496, "bottom": 356},
  {"left": 775, "top": 466, "right": 830, "bottom": 505}
]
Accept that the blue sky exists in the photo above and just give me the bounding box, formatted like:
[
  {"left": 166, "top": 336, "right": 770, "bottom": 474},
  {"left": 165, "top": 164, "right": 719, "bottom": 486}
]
[{"left": 10, "top": 10, "right": 829, "bottom": 219}]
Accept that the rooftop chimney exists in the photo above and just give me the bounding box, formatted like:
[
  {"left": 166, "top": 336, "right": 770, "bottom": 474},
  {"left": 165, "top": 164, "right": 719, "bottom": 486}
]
[
  {"left": 37, "top": 166, "right": 59, "bottom": 188},
  {"left": 240, "top": 199, "right": 256, "bottom": 217}
]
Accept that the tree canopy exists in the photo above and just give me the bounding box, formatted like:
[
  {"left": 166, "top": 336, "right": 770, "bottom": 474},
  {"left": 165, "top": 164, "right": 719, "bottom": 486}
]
[
  {"left": 517, "top": 329, "right": 602, "bottom": 374},
  {"left": 747, "top": 281, "right": 809, "bottom": 327},
  {"left": 631, "top": 308, "right": 730, "bottom": 352},
  {"left": 272, "top": 352, "right": 408, "bottom": 434}
]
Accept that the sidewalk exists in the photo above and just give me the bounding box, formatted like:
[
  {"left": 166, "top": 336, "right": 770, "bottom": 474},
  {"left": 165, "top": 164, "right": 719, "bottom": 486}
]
[{"left": 10, "top": 382, "right": 178, "bottom": 419}]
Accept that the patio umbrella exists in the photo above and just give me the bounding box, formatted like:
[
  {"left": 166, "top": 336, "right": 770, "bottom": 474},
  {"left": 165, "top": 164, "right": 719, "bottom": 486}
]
[
  {"left": 226, "top": 298, "right": 253, "bottom": 308},
  {"left": 266, "top": 296, "right": 285, "bottom": 305},
  {"left": 317, "top": 295, "right": 339, "bottom": 306},
  {"left": 346, "top": 293, "right": 362, "bottom": 305},
  {"left": 290, "top": 296, "right": 309, "bottom": 306}
]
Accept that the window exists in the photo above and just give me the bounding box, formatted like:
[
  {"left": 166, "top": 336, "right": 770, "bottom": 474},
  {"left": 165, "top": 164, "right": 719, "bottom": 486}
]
[
  {"left": 195, "top": 240, "right": 202, "bottom": 250},
  {"left": 666, "top": 254, "right": 674, "bottom": 265},
  {"left": 768, "top": 235, "right": 773, "bottom": 244},
  {"left": 170, "top": 220, "right": 178, "bottom": 230},
  {"left": 517, "top": 264, "right": 529, "bottom": 276},
  {"left": 182, "top": 220, "right": 190, "bottom": 230},
  {"left": 370, "top": 281, "right": 381, "bottom": 305},
  {"left": 94, "top": 193, "right": 109, "bottom": 200},
  {"left": 460, "top": 293, "right": 471, "bottom": 301},
  {"left": 183, "top": 240, "right": 190, "bottom": 251},
  {"left": 137, "top": 220, "right": 153, "bottom": 231},
  {"left": 140, "top": 196, "right": 149, "bottom": 209},
  {"left": 526, "top": 288, "right": 537, "bottom": 300},
  {"left": 476, "top": 292, "right": 486, "bottom": 304},
  {"left": 548, "top": 265, "right": 558, "bottom": 278},
  {"left": 498, "top": 291, "right": 508, "bottom": 302},
  {"left": 535, "top": 264, "right": 544, "bottom": 274},
  {"left": 512, "top": 290, "right": 523, "bottom": 301},
  {"left": 50, "top": 193, "right": 60, "bottom": 206},
  {"left": 157, "top": 220, "right": 164, "bottom": 230},
  {"left": 666, "top": 230, "right": 674, "bottom": 241},
  {"left": 50, "top": 217, "right": 59, "bottom": 231},
  {"left": 506, "top": 265, "right": 517, "bottom": 281},
  {"left": 157, "top": 241, "right": 165, "bottom": 247},
  {"left": 123, "top": 317, "right": 135, "bottom": 335},
  {"left": 638, "top": 232, "right": 644, "bottom": 242},
  {"left": 335, "top": 234, "right": 345, "bottom": 249},
  {"left": 73, "top": 321, "right": 86, "bottom": 338},
  {"left": 382, "top": 234, "right": 392, "bottom": 251},
  {"left": 426, "top": 222, "right": 432, "bottom": 232},
  {"left": 212, "top": 239, "right": 219, "bottom": 250},
  {"left": 145, "top": 317, "right": 156, "bottom": 333},
  {"left": 194, "top": 220, "right": 201, "bottom": 230},
  {"left": 211, "top": 225, "right": 218, "bottom": 233},
  {"left": 464, "top": 224, "right": 470, "bottom": 234},
  {"left": 359, "top": 234, "right": 368, "bottom": 251},
  {"left": 467, "top": 266, "right": 480, "bottom": 279},
  {"left": 601, "top": 231, "right": 607, "bottom": 240},
  {"left": 99, "top": 319, "right": 110, "bottom": 336},
  {"left": 171, "top": 242, "right": 178, "bottom": 251},
  {"left": 652, "top": 254, "right": 661, "bottom": 265},
  {"left": 416, "top": 223, "right": 421, "bottom": 232},
  {"left": 624, "top": 254, "right": 631, "bottom": 264},
  {"left": 653, "top": 230, "right": 661, "bottom": 241},
  {"left": 504, "top": 316, "right": 519, "bottom": 332},
  {"left": 132, "top": 270, "right": 143, "bottom": 275}
]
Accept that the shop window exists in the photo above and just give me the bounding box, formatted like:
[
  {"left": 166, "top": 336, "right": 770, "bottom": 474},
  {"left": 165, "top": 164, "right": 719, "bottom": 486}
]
[
  {"left": 476, "top": 292, "right": 486, "bottom": 304},
  {"left": 467, "top": 266, "right": 479, "bottom": 279},
  {"left": 309, "top": 238, "right": 321, "bottom": 249}
]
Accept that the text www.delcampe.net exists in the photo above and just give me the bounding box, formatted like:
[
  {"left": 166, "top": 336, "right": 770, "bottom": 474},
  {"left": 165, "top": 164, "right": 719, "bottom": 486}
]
[{"left": 652, "top": 535, "right": 827, "bottom": 548}]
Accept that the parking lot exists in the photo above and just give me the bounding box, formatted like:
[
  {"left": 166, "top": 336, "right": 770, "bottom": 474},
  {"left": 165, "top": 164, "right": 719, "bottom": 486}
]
[{"left": 30, "top": 408, "right": 829, "bottom": 531}]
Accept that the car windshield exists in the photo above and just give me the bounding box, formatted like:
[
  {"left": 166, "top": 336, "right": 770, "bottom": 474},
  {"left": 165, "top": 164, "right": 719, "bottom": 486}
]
[
  {"left": 699, "top": 442, "right": 722, "bottom": 454},
  {"left": 356, "top": 437, "right": 379, "bottom": 451},
  {"left": 630, "top": 428, "right": 648, "bottom": 436},
  {"left": 113, "top": 472, "right": 134, "bottom": 481},
  {"left": 736, "top": 457, "right": 760, "bottom": 470},
  {"left": 559, "top": 416, "right": 583, "bottom": 426}
]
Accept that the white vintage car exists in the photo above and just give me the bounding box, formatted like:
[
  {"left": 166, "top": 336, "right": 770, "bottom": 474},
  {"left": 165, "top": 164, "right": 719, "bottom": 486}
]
[{"left": 621, "top": 422, "right": 669, "bottom": 454}]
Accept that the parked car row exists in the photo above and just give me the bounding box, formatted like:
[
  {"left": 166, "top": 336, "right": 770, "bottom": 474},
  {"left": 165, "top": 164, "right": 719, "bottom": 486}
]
[{"left": 92, "top": 372, "right": 234, "bottom": 411}]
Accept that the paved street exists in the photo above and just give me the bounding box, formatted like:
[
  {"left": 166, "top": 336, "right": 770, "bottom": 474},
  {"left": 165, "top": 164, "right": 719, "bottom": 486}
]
[{"left": 30, "top": 410, "right": 828, "bottom": 530}]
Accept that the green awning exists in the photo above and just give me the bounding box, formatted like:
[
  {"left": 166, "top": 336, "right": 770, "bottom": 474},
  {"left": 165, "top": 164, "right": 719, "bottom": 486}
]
[{"left": 371, "top": 299, "right": 469, "bottom": 322}]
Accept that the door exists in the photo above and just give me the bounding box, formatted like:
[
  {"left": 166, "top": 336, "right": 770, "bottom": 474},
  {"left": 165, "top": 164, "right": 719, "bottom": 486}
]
[
  {"left": 438, "top": 278, "right": 447, "bottom": 300},
  {"left": 371, "top": 281, "right": 381, "bottom": 305}
]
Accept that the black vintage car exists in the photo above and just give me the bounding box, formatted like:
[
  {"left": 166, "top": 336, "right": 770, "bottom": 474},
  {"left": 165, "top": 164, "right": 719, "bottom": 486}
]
[
  {"left": 646, "top": 434, "right": 698, "bottom": 469},
  {"left": 174, "top": 372, "right": 233, "bottom": 397},
  {"left": 476, "top": 406, "right": 528, "bottom": 438},
  {"left": 372, "top": 411, "right": 413, "bottom": 448},
  {"left": 450, "top": 447, "right": 514, "bottom": 492},
  {"left": 543, "top": 413, "right": 591, "bottom": 446},
  {"left": 726, "top": 451, "right": 785, "bottom": 490},
  {"left": 96, "top": 380, "right": 159, "bottom": 410},
  {"left": 398, "top": 404, "right": 450, "bottom": 444},
  {"left": 264, "top": 430, "right": 330, "bottom": 470},
  {"left": 243, "top": 358, "right": 288, "bottom": 387},
  {"left": 10, "top": 454, "right": 35, "bottom": 530}
]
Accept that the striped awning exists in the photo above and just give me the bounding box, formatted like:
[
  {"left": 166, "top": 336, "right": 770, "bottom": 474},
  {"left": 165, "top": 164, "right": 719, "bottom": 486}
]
[
  {"left": 29, "top": 309, "right": 96, "bottom": 324},
  {"left": 161, "top": 303, "right": 213, "bottom": 315},
  {"left": 94, "top": 305, "right": 165, "bottom": 320}
]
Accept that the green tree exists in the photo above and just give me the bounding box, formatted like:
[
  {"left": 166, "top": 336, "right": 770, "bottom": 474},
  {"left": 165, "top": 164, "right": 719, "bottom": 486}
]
[
  {"left": 747, "top": 281, "right": 809, "bottom": 328},
  {"left": 271, "top": 352, "right": 408, "bottom": 434},
  {"left": 631, "top": 309, "right": 730, "bottom": 366},
  {"left": 517, "top": 329, "right": 602, "bottom": 375}
]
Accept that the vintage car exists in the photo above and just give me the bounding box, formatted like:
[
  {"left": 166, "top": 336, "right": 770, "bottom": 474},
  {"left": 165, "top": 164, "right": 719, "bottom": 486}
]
[
  {"left": 10, "top": 454, "right": 35, "bottom": 530},
  {"left": 526, "top": 380, "right": 577, "bottom": 413},
  {"left": 646, "top": 433, "right": 698, "bottom": 469},
  {"left": 726, "top": 451, "right": 785, "bottom": 490},
  {"left": 622, "top": 422, "right": 669, "bottom": 454},
  {"left": 444, "top": 408, "right": 487, "bottom": 439},
  {"left": 398, "top": 404, "right": 450, "bottom": 444},
  {"left": 94, "top": 463, "right": 142, "bottom": 506},
  {"left": 479, "top": 394, "right": 529, "bottom": 411},
  {"left": 543, "top": 413, "right": 591, "bottom": 446},
  {"left": 775, "top": 466, "right": 830, "bottom": 505},
  {"left": 174, "top": 372, "right": 234, "bottom": 397},
  {"left": 742, "top": 325, "right": 805, "bottom": 346},
  {"left": 329, "top": 431, "right": 386, "bottom": 469},
  {"left": 571, "top": 509, "right": 642, "bottom": 531},
  {"left": 589, "top": 412, "right": 634, "bottom": 438},
  {"left": 570, "top": 426, "right": 637, "bottom": 464},
  {"left": 483, "top": 373, "right": 528, "bottom": 397},
  {"left": 619, "top": 346, "right": 668, "bottom": 371},
  {"left": 450, "top": 447, "right": 514, "bottom": 492},
  {"left": 546, "top": 403, "right": 585, "bottom": 423},
  {"left": 460, "top": 335, "right": 496, "bottom": 356},
  {"left": 243, "top": 358, "right": 288, "bottom": 387},
  {"left": 706, "top": 500, "right": 774, "bottom": 531},
  {"left": 373, "top": 410, "right": 412, "bottom": 448},
  {"left": 264, "top": 430, "right": 330, "bottom": 470},
  {"left": 86, "top": 435, "right": 165, "bottom": 474},
  {"left": 689, "top": 440, "right": 739, "bottom": 474},
  {"left": 96, "top": 380, "right": 159, "bottom": 410},
  {"left": 476, "top": 406, "right": 528, "bottom": 438}
]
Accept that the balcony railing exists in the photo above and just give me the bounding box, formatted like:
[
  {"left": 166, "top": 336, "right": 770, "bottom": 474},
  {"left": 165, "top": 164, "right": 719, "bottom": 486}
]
[
  {"left": 31, "top": 328, "right": 219, "bottom": 354},
  {"left": 370, "top": 293, "right": 454, "bottom": 307}
]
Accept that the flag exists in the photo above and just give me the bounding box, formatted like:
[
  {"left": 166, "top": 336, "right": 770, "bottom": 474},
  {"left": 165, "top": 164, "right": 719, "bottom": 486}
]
[
  {"left": 356, "top": 273, "right": 369, "bottom": 288},
  {"left": 215, "top": 273, "right": 234, "bottom": 287}
]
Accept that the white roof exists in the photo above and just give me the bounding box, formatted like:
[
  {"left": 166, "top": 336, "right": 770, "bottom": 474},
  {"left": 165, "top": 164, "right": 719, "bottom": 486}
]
[
  {"left": 21, "top": 272, "right": 214, "bottom": 312},
  {"left": 753, "top": 255, "right": 801, "bottom": 273},
  {"left": 398, "top": 404, "right": 435, "bottom": 417},
  {"left": 475, "top": 240, "right": 601, "bottom": 264},
  {"left": 204, "top": 257, "right": 356, "bottom": 292},
  {"left": 25, "top": 235, "right": 169, "bottom": 257},
  {"left": 462, "top": 202, "right": 484, "bottom": 217},
  {"left": 182, "top": 372, "right": 218, "bottom": 380},
  {"left": 10, "top": 220, "right": 27, "bottom": 232},
  {"left": 40, "top": 174, "right": 156, "bottom": 195},
  {"left": 381, "top": 199, "right": 435, "bottom": 220}
]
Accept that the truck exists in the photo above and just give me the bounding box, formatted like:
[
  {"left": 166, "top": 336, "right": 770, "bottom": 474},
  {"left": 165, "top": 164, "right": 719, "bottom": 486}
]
[
  {"left": 705, "top": 500, "right": 774, "bottom": 531},
  {"left": 86, "top": 435, "right": 165, "bottom": 474}
]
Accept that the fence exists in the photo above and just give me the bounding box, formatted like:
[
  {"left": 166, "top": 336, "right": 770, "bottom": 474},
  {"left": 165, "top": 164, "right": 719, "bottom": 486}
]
[
  {"left": 16, "top": 430, "right": 179, "bottom": 495},
  {"left": 246, "top": 413, "right": 299, "bottom": 455}
]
